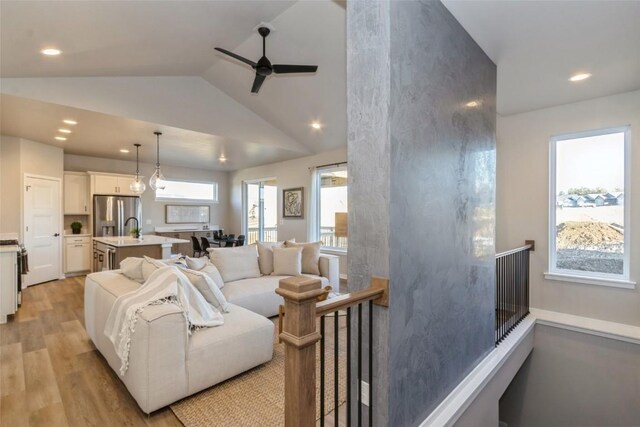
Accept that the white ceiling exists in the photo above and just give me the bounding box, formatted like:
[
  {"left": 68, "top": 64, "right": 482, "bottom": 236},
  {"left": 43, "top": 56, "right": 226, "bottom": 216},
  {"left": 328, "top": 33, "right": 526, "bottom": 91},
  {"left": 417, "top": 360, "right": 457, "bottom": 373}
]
[
  {"left": 0, "top": 94, "right": 302, "bottom": 171},
  {"left": 0, "top": 1, "right": 295, "bottom": 77},
  {"left": 443, "top": 0, "right": 640, "bottom": 115},
  {"left": 1, "top": 0, "right": 639, "bottom": 169}
]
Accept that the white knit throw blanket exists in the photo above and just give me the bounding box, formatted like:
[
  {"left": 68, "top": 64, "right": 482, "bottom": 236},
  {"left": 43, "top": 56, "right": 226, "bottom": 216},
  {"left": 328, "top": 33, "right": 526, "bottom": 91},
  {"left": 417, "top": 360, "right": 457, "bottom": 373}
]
[{"left": 104, "top": 266, "right": 224, "bottom": 376}]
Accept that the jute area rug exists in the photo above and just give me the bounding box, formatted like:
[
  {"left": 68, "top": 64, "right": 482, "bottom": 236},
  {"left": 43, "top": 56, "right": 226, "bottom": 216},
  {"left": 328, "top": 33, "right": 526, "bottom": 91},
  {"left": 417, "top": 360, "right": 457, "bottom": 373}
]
[{"left": 171, "top": 315, "right": 347, "bottom": 427}]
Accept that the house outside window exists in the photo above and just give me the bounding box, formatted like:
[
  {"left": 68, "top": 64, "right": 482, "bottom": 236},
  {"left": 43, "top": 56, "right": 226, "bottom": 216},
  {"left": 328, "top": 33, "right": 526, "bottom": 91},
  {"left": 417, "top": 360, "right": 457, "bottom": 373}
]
[
  {"left": 547, "top": 126, "right": 632, "bottom": 288},
  {"left": 315, "top": 166, "right": 348, "bottom": 250}
]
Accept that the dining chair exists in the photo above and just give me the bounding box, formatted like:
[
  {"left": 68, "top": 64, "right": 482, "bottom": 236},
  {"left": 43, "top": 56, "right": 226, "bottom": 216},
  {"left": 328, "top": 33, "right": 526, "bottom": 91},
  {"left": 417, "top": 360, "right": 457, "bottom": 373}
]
[
  {"left": 224, "top": 234, "right": 235, "bottom": 248},
  {"left": 235, "top": 235, "right": 246, "bottom": 247},
  {"left": 200, "top": 237, "right": 211, "bottom": 253},
  {"left": 191, "top": 236, "right": 202, "bottom": 257}
]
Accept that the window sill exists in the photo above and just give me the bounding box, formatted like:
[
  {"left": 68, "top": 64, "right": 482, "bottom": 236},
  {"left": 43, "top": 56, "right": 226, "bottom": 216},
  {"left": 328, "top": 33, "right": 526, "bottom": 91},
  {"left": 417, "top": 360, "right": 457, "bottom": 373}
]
[
  {"left": 320, "top": 248, "right": 347, "bottom": 256},
  {"left": 544, "top": 272, "right": 636, "bottom": 290}
]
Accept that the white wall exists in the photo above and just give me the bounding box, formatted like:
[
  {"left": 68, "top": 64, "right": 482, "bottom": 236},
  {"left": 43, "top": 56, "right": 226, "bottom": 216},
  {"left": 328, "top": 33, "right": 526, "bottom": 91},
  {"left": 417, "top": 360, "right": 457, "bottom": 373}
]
[
  {"left": 64, "top": 154, "right": 229, "bottom": 233},
  {"left": 497, "top": 90, "right": 640, "bottom": 326},
  {"left": 499, "top": 325, "right": 640, "bottom": 426},
  {"left": 228, "top": 147, "right": 347, "bottom": 275},
  {"left": 0, "top": 136, "right": 22, "bottom": 234},
  {"left": 0, "top": 136, "right": 64, "bottom": 237}
]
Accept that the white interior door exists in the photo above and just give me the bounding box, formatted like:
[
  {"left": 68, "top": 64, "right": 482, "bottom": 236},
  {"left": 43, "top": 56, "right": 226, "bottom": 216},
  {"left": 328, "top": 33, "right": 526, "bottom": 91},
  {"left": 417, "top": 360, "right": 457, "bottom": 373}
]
[{"left": 24, "top": 176, "right": 61, "bottom": 286}]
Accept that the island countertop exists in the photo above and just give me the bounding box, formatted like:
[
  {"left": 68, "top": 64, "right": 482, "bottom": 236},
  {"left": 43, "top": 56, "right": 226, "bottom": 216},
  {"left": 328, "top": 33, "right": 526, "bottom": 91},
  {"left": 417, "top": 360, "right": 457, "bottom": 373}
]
[{"left": 93, "top": 235, "right": 189, "bottom": 248}]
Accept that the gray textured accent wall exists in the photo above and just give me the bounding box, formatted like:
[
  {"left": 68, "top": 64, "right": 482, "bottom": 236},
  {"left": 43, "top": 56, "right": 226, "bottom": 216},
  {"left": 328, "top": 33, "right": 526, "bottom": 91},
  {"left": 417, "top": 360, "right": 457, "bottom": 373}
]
[
  {"left": 348, "top": 1, "right": 496, "bottom": 426},
  {"left": 347, "top": 0, "right": 391, "bottom": 424},
  {"left": 388, "top": 2, "right": 496, "bottom": 425}
]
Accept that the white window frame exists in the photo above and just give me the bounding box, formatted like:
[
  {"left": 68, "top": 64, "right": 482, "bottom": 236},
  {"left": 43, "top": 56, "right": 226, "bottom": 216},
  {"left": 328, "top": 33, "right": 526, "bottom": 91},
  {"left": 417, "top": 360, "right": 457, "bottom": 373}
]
[
  {"left": 315, "top": 165, "right": 348, "bottom": 252},
  {"left": 546, "top": 125, "right": 634, "bottom": 289},
  {"left": 155, "top": 179, "right": 218, "bottom": 203}
]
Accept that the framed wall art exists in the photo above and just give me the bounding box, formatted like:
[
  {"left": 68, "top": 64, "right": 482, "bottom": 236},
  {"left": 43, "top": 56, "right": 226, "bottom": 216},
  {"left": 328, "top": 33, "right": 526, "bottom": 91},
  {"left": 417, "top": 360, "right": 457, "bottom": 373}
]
[{"left": 282, "top": 187, "right": 304, "bottom": 219}]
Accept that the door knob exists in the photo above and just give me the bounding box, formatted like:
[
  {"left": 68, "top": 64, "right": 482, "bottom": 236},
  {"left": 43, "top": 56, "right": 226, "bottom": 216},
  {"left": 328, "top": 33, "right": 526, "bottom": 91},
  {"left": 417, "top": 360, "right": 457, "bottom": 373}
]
[{"left": 54, "top": 233, "right": 60, "bottom": 237}]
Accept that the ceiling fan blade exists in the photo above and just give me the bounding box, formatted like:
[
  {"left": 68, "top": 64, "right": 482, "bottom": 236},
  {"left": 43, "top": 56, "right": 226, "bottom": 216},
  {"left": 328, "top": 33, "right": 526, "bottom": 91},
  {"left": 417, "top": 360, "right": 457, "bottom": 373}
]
[
  {"left": 272, "top": 64, "right": 318, "bottom": 74},
  {"left": 214, "top": 47, "right": 256, "bottom": 68},
  {"left": 251, "top": 74, "right": 266, "bottom": 94}
]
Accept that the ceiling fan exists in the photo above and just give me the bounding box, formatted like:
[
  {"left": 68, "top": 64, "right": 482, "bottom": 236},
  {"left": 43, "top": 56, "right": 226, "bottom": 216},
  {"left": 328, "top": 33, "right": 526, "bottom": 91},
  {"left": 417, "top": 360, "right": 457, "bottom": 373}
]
[{"left": 215, "top": 26, "right": 318, "bottom": 94}]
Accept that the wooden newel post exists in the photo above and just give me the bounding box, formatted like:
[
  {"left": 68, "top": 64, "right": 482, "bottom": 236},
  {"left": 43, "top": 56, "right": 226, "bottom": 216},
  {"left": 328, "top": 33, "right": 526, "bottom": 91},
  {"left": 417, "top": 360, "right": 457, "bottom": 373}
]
[{"left": 276, "top": 276, "right": 325, "bottom": 427}]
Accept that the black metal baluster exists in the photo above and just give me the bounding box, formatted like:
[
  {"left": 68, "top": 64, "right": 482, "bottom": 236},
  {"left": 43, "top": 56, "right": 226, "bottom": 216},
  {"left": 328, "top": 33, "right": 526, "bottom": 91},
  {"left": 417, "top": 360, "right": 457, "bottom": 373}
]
[
  {"left": 358, "top": 304, "right": 362, "bottom": 427},
  {"left": 347, "top": 307, "right": 352, "bottom": 427},
  {"left": 368, "top": 300, "right": 373, "bottom": 426},
  {"left": 334, "top": 311, "right": 339, "bottom": 427},
  {"left": 321, "top": 315, "right": 326, "bottom": 426}
]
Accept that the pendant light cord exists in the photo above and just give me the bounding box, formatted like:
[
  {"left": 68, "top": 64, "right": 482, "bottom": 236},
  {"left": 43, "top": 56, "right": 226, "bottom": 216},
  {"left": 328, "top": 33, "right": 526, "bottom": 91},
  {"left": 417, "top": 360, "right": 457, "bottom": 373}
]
[{"left": 154, "top": 131, "right": 162, "bottom": 169}]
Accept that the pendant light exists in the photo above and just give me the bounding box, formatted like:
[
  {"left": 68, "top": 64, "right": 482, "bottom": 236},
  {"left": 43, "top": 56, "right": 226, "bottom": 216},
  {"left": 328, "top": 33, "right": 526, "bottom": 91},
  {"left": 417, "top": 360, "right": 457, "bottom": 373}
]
[
  {"left": 149, "top": 131, "right": 166, "bottom": 191},
  {"left": 129, "top": 143, "right": 146, "bottom": 194}
]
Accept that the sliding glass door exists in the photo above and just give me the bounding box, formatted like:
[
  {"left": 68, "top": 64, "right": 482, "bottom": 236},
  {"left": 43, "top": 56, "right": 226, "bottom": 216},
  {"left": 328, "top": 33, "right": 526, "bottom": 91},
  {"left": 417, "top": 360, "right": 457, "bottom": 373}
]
[{"left": 245, "top": 179, "right": 277, "bottom": 244}]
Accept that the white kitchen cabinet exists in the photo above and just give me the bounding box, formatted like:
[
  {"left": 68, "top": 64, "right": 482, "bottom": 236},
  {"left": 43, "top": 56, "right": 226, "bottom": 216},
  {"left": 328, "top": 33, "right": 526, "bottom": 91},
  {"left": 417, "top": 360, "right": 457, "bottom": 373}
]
[
  {"left": 0, "top": 248, "right": 18, "bottom": 324},
  {"left": 90, "top": 172, "right": 140, "bottom": 196},
  {"left": 64, "top": 236, "right": 91, "bottom": 273},
  {"left": 64, "top": 172, "right": 90, "bottom": 214}
]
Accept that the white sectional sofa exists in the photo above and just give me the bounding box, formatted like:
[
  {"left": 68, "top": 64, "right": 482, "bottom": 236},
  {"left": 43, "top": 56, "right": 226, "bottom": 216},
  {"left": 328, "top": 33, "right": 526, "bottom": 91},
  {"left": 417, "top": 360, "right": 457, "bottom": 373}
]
[{"left": 84, "top": 250, "right": 339, "bottom": 413}]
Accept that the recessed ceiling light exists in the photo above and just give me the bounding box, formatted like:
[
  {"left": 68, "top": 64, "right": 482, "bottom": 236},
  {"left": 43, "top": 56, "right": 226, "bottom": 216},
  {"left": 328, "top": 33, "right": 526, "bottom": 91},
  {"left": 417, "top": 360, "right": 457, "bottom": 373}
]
[
  {"left": 58, "top": 128, "right": 72, "bottom": 134},
  {"left": 62, "top": 119, "right": 77, "bottom": 125},
  {"left": 120, "top": 149, "right": 130, "bottom": 153},
  {"left": 54, "top": 136, "right": 67, "bottom": 141},
  {"left": 41, "top": 48, "right": 62, "bottom": 56},
  {"left": 465, "top": 101, "right": 480, "bottom": 108},
  {"left": 310, "top": 122, "right": 322, "bottom": 130},
  {"left": 219, "top": 155, "right": 227, "bottom": 163},
  {"left": 569, "top": 73, "right": 592, "bottom": 82}
]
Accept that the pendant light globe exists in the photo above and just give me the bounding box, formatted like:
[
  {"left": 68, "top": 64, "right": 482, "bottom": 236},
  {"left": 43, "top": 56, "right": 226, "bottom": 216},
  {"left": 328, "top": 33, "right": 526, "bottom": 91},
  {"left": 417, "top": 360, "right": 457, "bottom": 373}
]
[
  {"left": 130, "top": 143, "right": 147, "bottom": 195},
  {"left": 149, "top": 132, "right": 166, "bottom": 191}
]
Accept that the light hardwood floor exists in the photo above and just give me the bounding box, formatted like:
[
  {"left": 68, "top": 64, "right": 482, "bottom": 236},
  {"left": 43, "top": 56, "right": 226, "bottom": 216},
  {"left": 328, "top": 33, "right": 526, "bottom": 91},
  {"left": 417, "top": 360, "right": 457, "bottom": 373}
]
[
  {"left": 0, "top": 276, "right": 181, "bottom": 427},
  {"left": 1, "top": 275, "right": 347, "bottom": 427}
]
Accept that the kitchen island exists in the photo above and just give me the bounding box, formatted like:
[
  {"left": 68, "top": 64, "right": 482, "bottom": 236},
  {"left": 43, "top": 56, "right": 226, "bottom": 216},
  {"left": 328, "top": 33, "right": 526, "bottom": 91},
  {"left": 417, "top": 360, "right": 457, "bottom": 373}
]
[{"left": 93, "top": 235, "right": 190, "bottom": 270}]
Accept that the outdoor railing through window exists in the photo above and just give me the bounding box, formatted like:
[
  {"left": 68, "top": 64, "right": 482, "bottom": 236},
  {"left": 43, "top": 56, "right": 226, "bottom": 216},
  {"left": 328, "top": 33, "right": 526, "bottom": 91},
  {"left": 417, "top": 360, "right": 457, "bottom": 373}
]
[
  {"left": 247, "top": 226, "right": 347, "bottom": 249},
  {"left": 495, "top": 240, "right": 534, "bottom": 345}
]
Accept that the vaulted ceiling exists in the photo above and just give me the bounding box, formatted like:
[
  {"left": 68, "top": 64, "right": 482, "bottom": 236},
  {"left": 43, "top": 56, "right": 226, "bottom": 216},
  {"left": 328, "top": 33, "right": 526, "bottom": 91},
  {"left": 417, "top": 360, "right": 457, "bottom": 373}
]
[
  {"left": 0, "top": 0, "right": 345, "bottom": 170},
  {"left": 1, "top": 1, "right": 639, "bottom": 170}
]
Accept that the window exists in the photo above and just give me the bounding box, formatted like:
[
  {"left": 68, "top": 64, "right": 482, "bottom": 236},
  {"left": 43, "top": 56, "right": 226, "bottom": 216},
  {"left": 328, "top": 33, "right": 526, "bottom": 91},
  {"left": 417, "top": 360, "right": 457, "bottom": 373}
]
[
  {"left": 547, "top": 126, "right": 631, "bottom": 287},
  {"left": 244, "top": 179, "right": 278, "bottom": 244},
  {"left": 315, "top": 166, "right": 348, "bottom": 250},
  {"left": 155, "top": 180, "right": 218, "bottom": 202}
]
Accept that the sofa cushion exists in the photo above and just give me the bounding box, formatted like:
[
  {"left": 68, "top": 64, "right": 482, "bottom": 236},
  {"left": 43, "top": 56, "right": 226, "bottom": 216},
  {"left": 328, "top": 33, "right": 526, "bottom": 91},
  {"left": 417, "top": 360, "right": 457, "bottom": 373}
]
[
  {"left": 222, "top": 275, "right": 329, "bottom": 318},
  {"left": 87, "top": 270, "right": 141, "bottom": 298},
  {"left": 187, "top": 303, "right": 274, "bottom": 394},
  {"left": 272, "top": 247, "right": 302, "bottom": 276},
  {"left": 285, "top": 241, "right": 321, "bottom": 275},
  {"left": 209, "top": 245, "right": 261, "bottom": 283}
]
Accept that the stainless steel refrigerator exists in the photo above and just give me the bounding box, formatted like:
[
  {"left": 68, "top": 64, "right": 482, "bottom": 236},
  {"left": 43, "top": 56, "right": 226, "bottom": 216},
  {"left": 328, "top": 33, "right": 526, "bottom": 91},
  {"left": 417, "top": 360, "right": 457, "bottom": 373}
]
[{"left": 93, "top": 195, "right": 142, "bottom": 237}]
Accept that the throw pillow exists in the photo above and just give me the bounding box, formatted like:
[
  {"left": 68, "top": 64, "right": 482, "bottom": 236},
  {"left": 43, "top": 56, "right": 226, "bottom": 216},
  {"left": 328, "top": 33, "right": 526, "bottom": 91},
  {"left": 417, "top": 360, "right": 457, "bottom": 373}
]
[
  {"left": 272, "top": 247, "right": 303, "bottom": 276},
  {"left": 208, "top": 245, "right": 261, "bottom": 283},
  {"left": 120, "top": 257, "right": 145, "bottom": 283},
  {"left": 185, "top": 256, "right": 209, "bottom": 271},
  {"left": 142, "top": 256, "right": 168, "bottom": 282},
  {"left": 284, "top": 241, "right": 321, "bottom": 275},
  {"left": 256, "top": 238, "right": 295, "bottom": 275},
  {"left": 201, "top": 264, "right": 225, "bottom": 289},
  {"left": 257, "top": 241, "right": 283, "bottom": 275},
  {"left": 177, "top": 267, "right": 229, "bottom": 312}
]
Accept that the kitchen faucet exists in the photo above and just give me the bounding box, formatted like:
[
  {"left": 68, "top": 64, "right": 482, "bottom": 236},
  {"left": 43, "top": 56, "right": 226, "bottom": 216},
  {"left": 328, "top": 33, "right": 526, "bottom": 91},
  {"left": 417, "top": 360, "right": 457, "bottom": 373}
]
[{"left": 124, "top": 217, "right": 140, "bottom": 238}]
